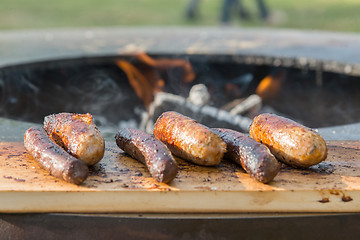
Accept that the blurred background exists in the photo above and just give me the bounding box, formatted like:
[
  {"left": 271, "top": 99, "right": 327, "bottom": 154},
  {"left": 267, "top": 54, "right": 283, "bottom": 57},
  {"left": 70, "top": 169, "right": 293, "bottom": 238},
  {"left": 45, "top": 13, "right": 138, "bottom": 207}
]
[{"left": 0, "top": 0, "right": 359, "bottom": 32}]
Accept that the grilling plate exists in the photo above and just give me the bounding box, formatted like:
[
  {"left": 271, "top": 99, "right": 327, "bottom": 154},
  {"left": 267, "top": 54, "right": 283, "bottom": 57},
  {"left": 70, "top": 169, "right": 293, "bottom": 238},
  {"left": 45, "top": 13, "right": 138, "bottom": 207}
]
[{"left": 0, "top": 141, "right": 359, "bottom": 213}]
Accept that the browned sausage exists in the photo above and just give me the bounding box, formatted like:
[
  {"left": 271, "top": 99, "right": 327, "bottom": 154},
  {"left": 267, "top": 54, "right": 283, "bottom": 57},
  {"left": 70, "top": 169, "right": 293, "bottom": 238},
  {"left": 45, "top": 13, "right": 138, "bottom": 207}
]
[
  {"left": 249, "top": 113, "right": 327, "bottom": 167},
  {"left": 44, "top": 113, "right": 105, "bottom": 166},
  {"left": 212, "top": 128, "right": 280, "bottom": 183},
  {"left": 24, "top": 127, "right": 89, "bottom": 185},
  {"left": 115, "top": 128, "right": 178, "bottom": 183},
  {"left": 153, "top": 111, "right": 227, "bottom": 166}
]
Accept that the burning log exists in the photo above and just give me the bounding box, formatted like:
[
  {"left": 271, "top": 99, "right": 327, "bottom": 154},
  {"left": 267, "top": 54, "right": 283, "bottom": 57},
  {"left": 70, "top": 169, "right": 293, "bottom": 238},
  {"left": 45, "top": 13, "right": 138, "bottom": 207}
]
[
  {"left": 228, "top": 94, "right": 262, "bottom": 116},
  {"left": 187, "top": 84, "right": 210, "bottom": 106},
  {"left": 140, "top": 91, "right": 252, "bottom": 134}
]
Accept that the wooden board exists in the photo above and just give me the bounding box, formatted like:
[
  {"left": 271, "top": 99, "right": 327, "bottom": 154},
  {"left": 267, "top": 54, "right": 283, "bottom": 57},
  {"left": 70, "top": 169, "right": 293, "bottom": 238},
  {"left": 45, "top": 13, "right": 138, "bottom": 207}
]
[{"left": 0, "top": 141, "right": 360, "bottom": 213}]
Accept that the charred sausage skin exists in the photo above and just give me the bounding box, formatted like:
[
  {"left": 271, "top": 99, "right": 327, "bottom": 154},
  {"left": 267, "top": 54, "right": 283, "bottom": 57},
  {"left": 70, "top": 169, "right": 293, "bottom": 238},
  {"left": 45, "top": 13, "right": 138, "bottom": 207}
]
[
  {"left": 44, "top": 113, "right": 105, "bottom": 166},
  {"left": 249, "top": 113, "right": 327, "bottom": 168},
  {"left": 212, "top": 128, "right": 280, "bottom": 183},
  {"left": 115, "top": 128, "right": 178, "bottom": 183},
  {"left": 24, "top": 127, "right": 89, "bottom": 185},
  {"left": 153, "top": 111, "right": 227, "bottom": 166}
]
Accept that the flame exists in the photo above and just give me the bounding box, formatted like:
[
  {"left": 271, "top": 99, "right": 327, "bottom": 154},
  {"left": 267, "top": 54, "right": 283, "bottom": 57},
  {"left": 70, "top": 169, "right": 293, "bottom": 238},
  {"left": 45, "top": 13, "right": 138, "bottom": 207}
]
[
  {"left": 256, "top": 70, "right": 286, "bottom": 101},
  {"left": 116, "top": 60, "right": 154, "bottom": 108},
  {"left": 135, "top": 53, "right": 195, "bottom": 83},
  {"left": 116, "top": 53, "right": 195, "bottom": 108}
]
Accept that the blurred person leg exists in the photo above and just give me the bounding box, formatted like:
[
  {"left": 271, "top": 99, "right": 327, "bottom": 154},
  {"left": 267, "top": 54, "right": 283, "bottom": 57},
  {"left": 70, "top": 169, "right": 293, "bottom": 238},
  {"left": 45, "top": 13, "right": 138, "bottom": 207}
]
[
  {"left": 237, "top": 0, "right": 251, "bottom": 20},
  {"left": 186, "top": 0, "right": 201, "bottom": 20},
  {"left": 256, "top": 0, "right": 269, "bottom": 21},
  {"left": 220, "top": 0, "right": 238, "bottom": 24}
]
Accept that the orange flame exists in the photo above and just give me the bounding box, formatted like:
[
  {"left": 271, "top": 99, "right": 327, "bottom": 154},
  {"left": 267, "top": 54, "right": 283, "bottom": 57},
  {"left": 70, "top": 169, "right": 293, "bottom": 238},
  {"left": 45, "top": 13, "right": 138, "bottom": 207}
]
[
  {"left": 116, "top": 60, "right": 154, "bottom": 108},
  {"left": 256, "top": 70, "right": 286, "bottom": 101},
  {"left": 116, "top": 53, "right": 195, "bottom": 108}
]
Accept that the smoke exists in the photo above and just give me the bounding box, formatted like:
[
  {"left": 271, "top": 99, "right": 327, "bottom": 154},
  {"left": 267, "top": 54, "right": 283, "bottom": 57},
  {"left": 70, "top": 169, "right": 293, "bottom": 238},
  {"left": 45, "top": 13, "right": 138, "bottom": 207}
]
[{"left": 0, "top": 60, "right": 144, "bottom": 129}]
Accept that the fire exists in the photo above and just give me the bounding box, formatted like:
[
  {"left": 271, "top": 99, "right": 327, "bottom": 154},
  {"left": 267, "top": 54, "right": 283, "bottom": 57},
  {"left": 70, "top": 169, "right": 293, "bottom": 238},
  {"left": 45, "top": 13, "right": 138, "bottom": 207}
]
[
  {"left": 116, "top": 53, "right": 195, "bottom": 108},
  {"left": 116, "top": 60, "right": 154, "bottom": 108},
  {"left": 255, "top": 70, "right": 286, "bottom": 101}
]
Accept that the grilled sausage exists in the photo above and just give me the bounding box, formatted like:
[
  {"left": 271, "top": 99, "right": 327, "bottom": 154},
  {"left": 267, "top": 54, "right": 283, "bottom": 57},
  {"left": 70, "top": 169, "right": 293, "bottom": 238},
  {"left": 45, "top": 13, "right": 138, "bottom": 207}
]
[
  {"left": 212, "top": 128, "right": 280, "bottom": 183},
  {"left": 153, "top": 111, "right": 227, "bottom": 166},
  {"left": 249, "top": 113, "right": 327, "bottom": 168},
  {"left": 44, "top": 113, "right": 105, "bottom": 166},
  {"left": 115, "top": 128, "right": 178, "bottom": 183},
  {"left": 24, "top": 127, "right": 89, "bottom": 185}
]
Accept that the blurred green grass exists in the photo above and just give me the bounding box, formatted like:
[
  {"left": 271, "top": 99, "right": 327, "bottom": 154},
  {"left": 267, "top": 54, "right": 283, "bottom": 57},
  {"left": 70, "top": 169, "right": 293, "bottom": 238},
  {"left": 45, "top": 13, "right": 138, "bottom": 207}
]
[{"left": 0, "top": 0, "right": 359, "bottom": 32}]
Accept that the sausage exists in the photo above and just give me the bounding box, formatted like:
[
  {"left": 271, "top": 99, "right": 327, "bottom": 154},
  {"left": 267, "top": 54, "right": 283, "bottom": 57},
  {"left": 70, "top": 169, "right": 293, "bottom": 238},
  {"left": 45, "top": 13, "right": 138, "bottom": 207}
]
[
  {"left": 212, "top": 128, "right": 280, "bottom": 183},
  {"left": 249, "top": 113, "right": 327, "bottom": 168},
  {"left": 44, "top": 113, "right": 105, "bottom": 166},
  {"left": 153, "top": 111, "right": 227, "bottom": 166},
  {"left": 115, "top": 128, "right": 178, "bottom": 183},
  {"left": 24, "top": 127, "right": 89, "bottom": 185}
]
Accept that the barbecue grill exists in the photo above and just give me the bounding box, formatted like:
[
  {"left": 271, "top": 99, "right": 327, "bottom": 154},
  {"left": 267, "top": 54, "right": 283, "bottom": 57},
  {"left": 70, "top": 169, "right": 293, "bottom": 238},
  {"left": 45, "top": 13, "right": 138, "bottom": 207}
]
[{"left": 1, "top": 27, "right": 360, "bottom": 239}]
